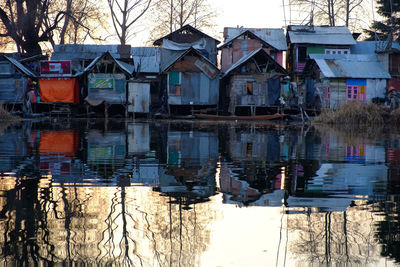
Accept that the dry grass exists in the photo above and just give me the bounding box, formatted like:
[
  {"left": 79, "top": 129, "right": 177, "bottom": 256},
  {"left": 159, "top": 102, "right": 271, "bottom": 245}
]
[
  {"left": 0, "top": 104, "right": 18, "bottom": 122},
  {"left": 313, "top": 101, "right": 384, "bottom": 125},
  {"left": 390, "top": 107, "right": 400, "bottom": 126}
]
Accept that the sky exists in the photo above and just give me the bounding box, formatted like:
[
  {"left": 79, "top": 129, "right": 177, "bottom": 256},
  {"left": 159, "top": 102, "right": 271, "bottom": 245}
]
[
  {"left": 132, "top": 0, "right": 294, "bottom": 46},
  {"left": 215, "top": 0, "right": 287, "bottom": 31}
]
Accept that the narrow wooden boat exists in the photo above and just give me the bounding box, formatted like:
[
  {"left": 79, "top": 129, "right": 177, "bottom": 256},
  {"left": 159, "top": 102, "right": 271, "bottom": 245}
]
[{"left": 194, "top": 113, "right": 288, "bottom": 120}]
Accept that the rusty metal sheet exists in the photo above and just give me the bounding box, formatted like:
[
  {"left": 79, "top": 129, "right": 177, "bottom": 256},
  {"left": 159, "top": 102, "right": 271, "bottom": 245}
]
[
  {"left": 194, "top": 59, "right": 218, "bottom": 79},
  {"left": 128, "top": 82, "right": 150, "bottom": 113}
]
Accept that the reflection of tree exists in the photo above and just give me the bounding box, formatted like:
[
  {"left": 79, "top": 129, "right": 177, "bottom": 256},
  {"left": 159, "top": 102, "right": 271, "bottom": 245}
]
[
  {"left": 0, "top": 177, "right": 55, "bottom": 264},
  {"left": 286, "top": 204, "right": 382, "bottom": 265},
  {"left": 375, "top": 201, "right": 400, "bottom": 263}
]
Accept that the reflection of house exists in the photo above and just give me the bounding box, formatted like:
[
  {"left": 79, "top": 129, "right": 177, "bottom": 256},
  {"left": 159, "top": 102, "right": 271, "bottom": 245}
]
[
  {"left": 218, "top": 162, "right": 261, "bottom": 204},
  {"left": 38, "top": 130, "right": 87, "bottom": 183},
  {"left": 228, "top": 128, "right": 281, "bottom": 161},
  {"left": 127, "top": 123, "right": 150, "bottom": 155},
  {"left": 303, "top": 54, "right": 390, "bottom": 109},
  {"left": 289, "top": 160, "right": 388, "bottom": 211},
  {"left": 160, "top": 130, "right": 219, "bottom": 200},
  {"left": 0, "top": 127, "right": 29, "bottom": 173},
  {"left": 86, "top": 130, "right": 126, "bottom": 178},
  {"left": 287, "top": 25, "right": 356, "bottom": 78},
  {"left": 219, "top": 27, "right": 287, "bottom": 72},
  {"left": 220, "top": 48, "right": 287, "bottom": 115}
]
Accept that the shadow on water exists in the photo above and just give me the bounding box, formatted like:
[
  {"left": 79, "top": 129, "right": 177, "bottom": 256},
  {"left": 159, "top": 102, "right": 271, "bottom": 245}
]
[{"left": 0, "top": 119, "right": 399, "bottom": 265}]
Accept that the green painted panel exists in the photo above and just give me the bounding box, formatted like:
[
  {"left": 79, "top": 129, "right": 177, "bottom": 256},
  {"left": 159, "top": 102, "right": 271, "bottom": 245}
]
[
  {"left": 89, "top": 77, "right": 114, "bottom": 89},
  {"left": 169, "top": 72, "right": 180, "bottom": 85},
  {"left": 307, "top": 46, "right": 325, "bottom": 55},
  {"left": 115, "top": 79, "right": 126, "bottom": 93}
]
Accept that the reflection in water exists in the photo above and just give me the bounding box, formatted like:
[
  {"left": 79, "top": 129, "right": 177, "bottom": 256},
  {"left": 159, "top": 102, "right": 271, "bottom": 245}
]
[{"left": 0, "top": 120, "right": 399, "bottom": 265}]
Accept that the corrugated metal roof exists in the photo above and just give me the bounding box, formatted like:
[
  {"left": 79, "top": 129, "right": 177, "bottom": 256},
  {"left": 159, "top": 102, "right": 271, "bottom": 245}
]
[
  {"left": 52, "top": 44, "right": 123, "bottom": 60},
  {"left": 351, "top": 41, "right": 400, "bottom": 54},
  {"left": 222, "top": 49, "right": 261, "bottom": 78},
  {"left": 222, "top": 48, "right": 287, "bottom": 78},
  {"left": 131, "top": 47, "right": 160, "bottom": 73},
  {"left": 309, "top": 54, "right": 391, "bottom": 79},
  {"left": 77, "top": 52, "right": 134, "bottom": 76},
  {"left": 4, "top": 56, "right": 37, "bottom": 77},
  {"left": 222, "top": 28, "right": 287, "bottom": 51},
  {"left": 161, "top": 47, "right": 219, "bottom": 73},
  {"left": 288, "top": 25, "right": 356, "bottom": 45},
  {"left": 153, "top": 24, "right": 220, "bottom": 46}
]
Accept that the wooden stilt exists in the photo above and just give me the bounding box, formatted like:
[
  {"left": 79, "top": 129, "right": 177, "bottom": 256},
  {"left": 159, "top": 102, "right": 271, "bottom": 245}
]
[{"left": 105, "top": 102, "right": 108, "bottom": 120}]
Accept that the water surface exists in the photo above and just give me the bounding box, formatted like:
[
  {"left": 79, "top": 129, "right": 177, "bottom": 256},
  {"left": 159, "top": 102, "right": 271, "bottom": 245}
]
[{"left": 0, "top": 119, "right": 399, "bottom": 266}]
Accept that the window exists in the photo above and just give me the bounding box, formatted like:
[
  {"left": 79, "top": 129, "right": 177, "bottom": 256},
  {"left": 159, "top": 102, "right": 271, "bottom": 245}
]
[
  {"left": 0, "top": 63, "right": 11, "bottom": 75},
  {"left": 241, "top": 40, "right": 248, "bottom": 51},
  {"left": 246, "top": 81, "right": 254, "bottom": 95},
  {"left": 298, "top": 46, "right": 307, "bottom": 62},
  {"left": 325, "top": 48, "right": 351, "bottom": 55},
  {"left": 325, "top": 86, "right": 330, "bottom": 101},
  {"left": 346, "top": 85, "right": 366, "bottom": 101},
  {"left": 168, "top": 72, "right": 181, "bottom": 96},
  {"left": 347, "top": 86, "right": 352, "bottom": 99}
]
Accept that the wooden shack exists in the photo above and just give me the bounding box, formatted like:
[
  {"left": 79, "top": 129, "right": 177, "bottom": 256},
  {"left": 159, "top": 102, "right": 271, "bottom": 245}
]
[
  {"left": 219, "top": 28, "right": 287, "bottom": 72},
  {"left": 286, "top": 25, "right": 356, "bottom": 80},
  {"left": 82, "top": 52, "right": 134, "bottom": 117},
  {"left": 0, "top": 54, "right": 37, "bottom": 110},
  {"left": 153, "top": 24, "right": 220, "bottom": 66},
  {"left": 38, "top": 60, "right": 81, "bottom": 116},
  {"left": 162, "top": 47, "right": 220, "bottom": 115},
  {"left": 221, "top": 48, "right": 287, "bottom": 115},
  {"left": 303, "top": 54, "right": 391, "bottom": 109}
]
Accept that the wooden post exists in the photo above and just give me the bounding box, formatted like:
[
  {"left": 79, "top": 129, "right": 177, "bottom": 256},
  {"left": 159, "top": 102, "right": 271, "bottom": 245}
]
[
  {"left": 86, "top": 104, "right": 89, "bottom": 118},
  {"left": 105, "top": 102, "right": 109, "bottom": 120}
]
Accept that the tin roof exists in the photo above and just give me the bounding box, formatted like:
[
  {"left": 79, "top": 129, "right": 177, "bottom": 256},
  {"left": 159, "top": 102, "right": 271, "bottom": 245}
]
[
  {"left": 153, "top": 24, "right": 220, "bottom": 46},
  {"left": 131, "top": 47, "right": 160, "bottom": 73},
  {"left": 221, "top": 28, "right": 287, "bottom": 51},
  {"left": 309, "top": 54, "right": 391, "bottom": 79},
  {"left": 222, "top": 48, "right": 287, "bottom": 78},
  {"left": 161, "top": 47, "right": 219, "bottom": 73},
  {"left": 351, "top": 41, "right": 400, "bottom": 54},
  {"left": 288, "top": 25, "right": 356, "bottom": 45},
  {"left": 3, "top": 55, "right": 37, "bottom": 77},
  {"left": 77, "top": 52, "right": 134, "bottom": 76},
  {"left": 52, "top": 44, "right": 128, "bottom": 60}
]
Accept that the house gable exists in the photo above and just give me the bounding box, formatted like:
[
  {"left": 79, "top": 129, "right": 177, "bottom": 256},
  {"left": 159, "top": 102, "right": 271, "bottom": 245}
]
[{"left": 153, "top": 24, "right": 220, "bottom": 46}]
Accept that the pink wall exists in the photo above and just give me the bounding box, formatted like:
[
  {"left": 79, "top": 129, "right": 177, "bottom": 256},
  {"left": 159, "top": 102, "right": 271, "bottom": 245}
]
[{"left": 221, "top": 38, "right": 284, "bottom": 72}]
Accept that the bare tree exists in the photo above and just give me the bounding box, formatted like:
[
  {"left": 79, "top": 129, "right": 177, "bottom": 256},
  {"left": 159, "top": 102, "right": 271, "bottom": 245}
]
[
  {"left": 0, "top": 0, "right": 107, "bottom": 55},
  {"left": 291, "top": 0, "right": 368, "bottom": 29},
  {"left": 148, "top": 0, "right": 216, "bottom": 42},
  {"left": 107, "top": 0, "right": 153, "bottom": 45},
  {"left": 0, "top": 0, "right": 65, "bottom": 55},
  {"left": 46, "top": 0, "right": 109, "bottom": 46}
]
